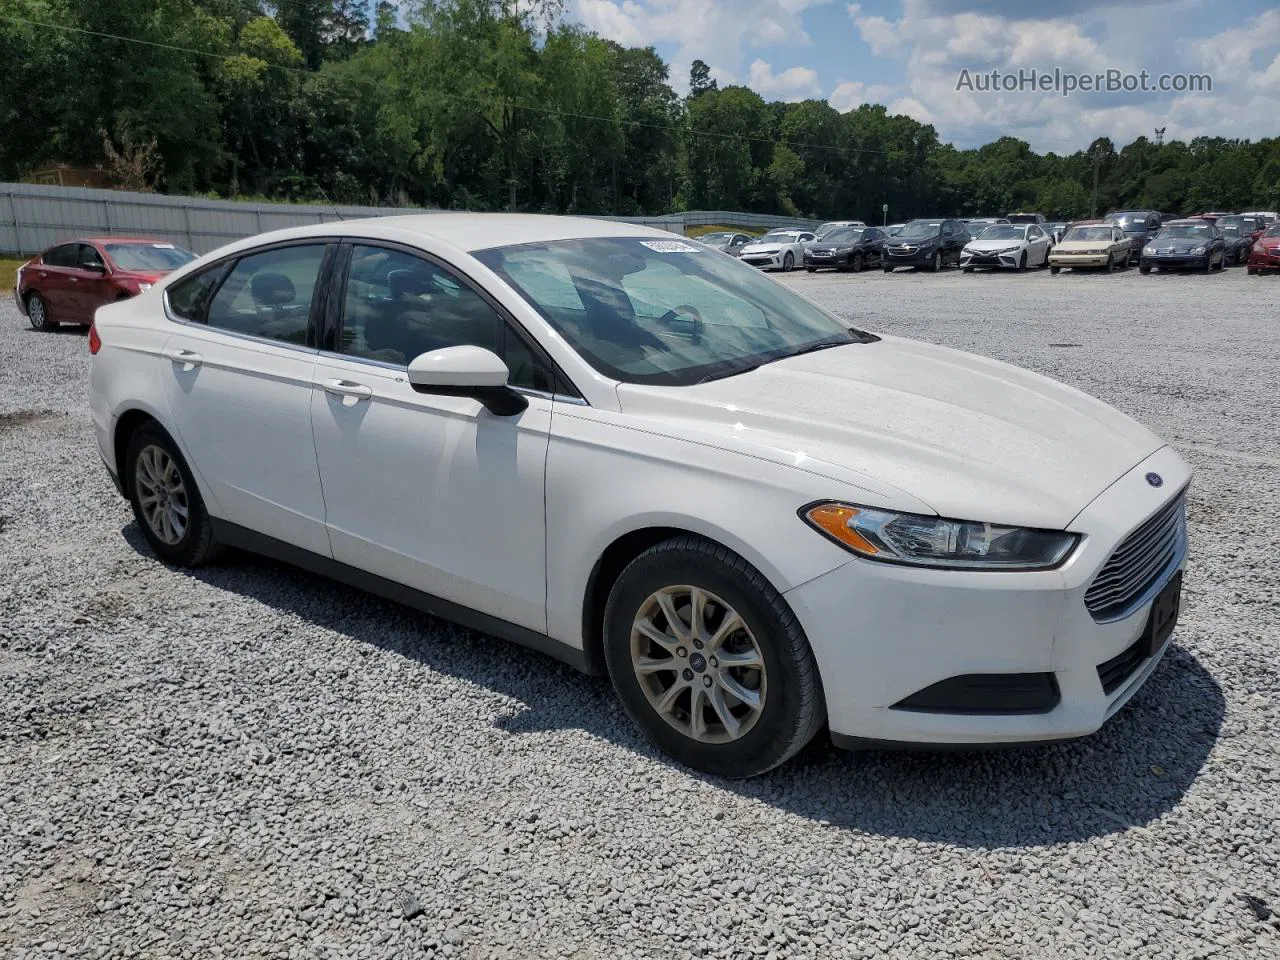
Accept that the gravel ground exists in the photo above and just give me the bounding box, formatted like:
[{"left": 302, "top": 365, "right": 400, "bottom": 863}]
[{"left": 2, "top": 266, "right": 1279, "bottom": 960}]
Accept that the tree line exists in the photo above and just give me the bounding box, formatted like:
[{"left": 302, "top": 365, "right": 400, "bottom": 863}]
[{"left": 3, "top": 0, "right": 1278, "bottom": 222}]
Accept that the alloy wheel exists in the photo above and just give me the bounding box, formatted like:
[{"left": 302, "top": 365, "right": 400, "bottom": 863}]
[
  {"left": 134, "top": 444, "right": 189, "bottom": 545},
  {"left": 27, "top": 295, "right": 47, "bottom": 330},
  {"left": 629, "top": 585, "right": 766, "bottom": 744}
]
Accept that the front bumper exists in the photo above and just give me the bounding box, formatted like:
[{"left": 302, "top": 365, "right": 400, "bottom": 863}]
[
  {"left": 1248, "top": 248, "right": 1280, "bottom": 272},
  {"left": 883, "top": 247, "right": 936, "bottom": 266},
  {"left": 13, "top": 286, "right": 26, "bottom": 315},
  {"left": 1143, "top": 254, "right": 1208, "bottom": 270},
  {"left": 1049, "top": 254, "right": 1111, "bottom": 268},
  {"left": 961, "top": 250, "right": 1020, "bottom": 269},
  {"left": 740, "top": 252, "right": 787, "bottom": 269},
  {"left": 785, "top": 446, "right": 1191, "bottom": 747}
]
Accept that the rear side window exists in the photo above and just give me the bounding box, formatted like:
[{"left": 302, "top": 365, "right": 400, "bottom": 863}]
[
  {"left": 43, "top": 244, "right": 78, "bottom": 267},
  {"left": 167, "top": 265, "right": 228, "bottom": 322},
  {"left": 205, "top": 244, "right": 327, "bottom": 345}
]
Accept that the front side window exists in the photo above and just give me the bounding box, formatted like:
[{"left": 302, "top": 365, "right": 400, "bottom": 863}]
[
  {"left": 339, "top": 245, "right": 554, "bottom": 392},
  {"left": 475, "top": 237, "right": 867, "bottom": 386},
  {"left": 205, "top": 244, "right": 326, "bottom": 345}
]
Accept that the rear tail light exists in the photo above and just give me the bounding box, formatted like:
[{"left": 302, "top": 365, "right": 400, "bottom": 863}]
[{"left": 88, "top": 320, "right": 101, "bottom": 355}]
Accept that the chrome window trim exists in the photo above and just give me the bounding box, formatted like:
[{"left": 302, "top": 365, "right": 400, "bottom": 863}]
[{"left": 160, "top": 307, "right": 321, "bottom": 356}]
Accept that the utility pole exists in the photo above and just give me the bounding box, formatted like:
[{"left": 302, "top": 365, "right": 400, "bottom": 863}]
[{"left": 1091, "top": 145, "right": 1104, "bottom": 219}]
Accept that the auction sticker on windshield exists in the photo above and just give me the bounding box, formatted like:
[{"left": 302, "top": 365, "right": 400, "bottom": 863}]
[{"left": 640, "top": 240, "right": 702, "bottom": 253}]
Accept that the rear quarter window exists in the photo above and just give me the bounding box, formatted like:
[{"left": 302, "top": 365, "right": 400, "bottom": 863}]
[{"left": 166, "top": 264, "right": 228, "bottom": 323}]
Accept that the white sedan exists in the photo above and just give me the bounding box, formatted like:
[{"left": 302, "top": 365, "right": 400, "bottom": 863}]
[
  {"left": 89, "top": 214, "right": 1190, "bottom": 777},
  {"left": 961, "top": 223, "right": 1053, "bottom": 271},
  {"left": 737, "top": 229, "right": 816, "bottom": 271}
]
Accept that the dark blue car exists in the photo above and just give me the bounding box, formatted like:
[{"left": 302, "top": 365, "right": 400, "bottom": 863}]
[{"left": 1139, "top": 219, "right": 1226, "bottom": 273}]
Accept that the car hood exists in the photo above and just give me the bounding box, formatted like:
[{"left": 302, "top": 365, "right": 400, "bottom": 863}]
[
  {"left": 887, "top": 236, "right": 938, "bottom": 246},
  {"left": 1148, "top": 238, "right": 1204, "bottom": 254},
  {"left": 113, "top": 269, "right": 168, "bottom": 283},
  {"left": 965, "top": 238, "right": 1024, "bottom": 252},
  {"left": 614, "top": 336, "right": 1164, "bottom": 530},
  {"left": 1054, "top": 239, "right": 1113, "bottom": 252},
  {"left": 1254, "top": 238, "right": 1280, "bottom": 250},
  {"left": 741, "top": 243, "right": 783, "bottom": 254}
]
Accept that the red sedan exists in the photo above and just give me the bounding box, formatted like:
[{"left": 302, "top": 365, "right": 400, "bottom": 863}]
[
  {"left": 15, "top": 237, "right": 196, "bottom": 330},
  {"left": 1247, "top": 223, "right": 1280, "bottom": 275}
]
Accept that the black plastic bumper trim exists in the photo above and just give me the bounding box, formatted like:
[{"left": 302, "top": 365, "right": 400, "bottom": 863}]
[{"left": 889, "top": 672, "right": 1061, "bottom": 715}]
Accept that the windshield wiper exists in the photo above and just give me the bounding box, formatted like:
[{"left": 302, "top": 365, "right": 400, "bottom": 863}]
[{"left": 695, "top": 362, "right": 761, "bottom": 384}]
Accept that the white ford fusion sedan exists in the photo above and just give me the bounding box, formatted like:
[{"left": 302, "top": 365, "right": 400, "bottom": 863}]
[{"left": 88, "top": 214, "right": 1190, "bottom": 778}]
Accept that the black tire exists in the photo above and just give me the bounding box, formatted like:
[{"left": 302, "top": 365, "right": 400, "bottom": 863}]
[
  {"left": 1018, "top": 251, "right": 1027, "bottom": 272},
  {"left": 1202, "top": 255, "right": 1211, "bottom": 274},
  {"left": 26, "top": 292, "right": 53, "bottom": 331},
  {"left": 1247, "top": 265, "right": 1258, "bottom": 275},
  {"left": 782, "top": 252, "right": 794, "bottom": 272},
  {"left": 962, "top": 265, "right": 974, "bottom": 273},
  {"left": 883, "top": 264, "right": 894, "bottom": 273},
  {"left": 805, "top": 266, "right": 816, "bottom": 273},
  {"left": 602, "top": 536, "right": 825, "bottom": 778},
  {"left": 1106, "top": 253, "right": 1116, "bottom": 273},
  {"left": 125, "top": 423, "right": 221, "bottom": 567},
  {"left": 1214, "top": 251, "right": 1225, "bottom": 271},
  {"left": 930, "top": 251, "right": 942, "bottom": 273},
  {"left": 1139, "top": 262, "right": 1151, "bottom": 275},
  {"left": 1049, "top": 265, "right": 1061, "bottom": 275},
  {"left": 850, "top": 252, "right": 864, "bottom": 273}
]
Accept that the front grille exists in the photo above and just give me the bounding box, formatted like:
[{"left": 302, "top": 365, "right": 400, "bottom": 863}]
[
  {"left": 1084, "top": 492, "right": 1186, "bottom": 622},
  {"left": 1096, "top": 635, "right": 1148, "bottom": 694}
]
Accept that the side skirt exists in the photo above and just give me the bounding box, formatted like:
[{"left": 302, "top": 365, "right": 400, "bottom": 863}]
[{"left": 209, "top": 519, "right": 599, "bottom": 675}]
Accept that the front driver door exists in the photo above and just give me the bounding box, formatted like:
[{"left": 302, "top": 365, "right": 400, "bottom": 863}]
[{"left": 310, "top": 242, "right": 555, "bottom": 632}]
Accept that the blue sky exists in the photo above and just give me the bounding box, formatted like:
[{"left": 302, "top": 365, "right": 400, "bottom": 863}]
[{"left": 570, "top": 0, "right": 1280, "bottom": 152}]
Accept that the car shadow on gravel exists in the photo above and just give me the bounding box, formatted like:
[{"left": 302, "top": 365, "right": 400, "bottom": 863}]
[{"left": 126, "top": 526, "right": 1225, "bottom": 850}]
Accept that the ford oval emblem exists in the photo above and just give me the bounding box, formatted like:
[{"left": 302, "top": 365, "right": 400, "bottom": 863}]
[{"left": 1146, "top": 472, "right": 1164, "bottom": 488}]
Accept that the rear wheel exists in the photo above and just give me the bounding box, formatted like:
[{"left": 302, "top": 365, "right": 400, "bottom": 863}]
[
  {"left": 125, "top": 424, "right": 220, "bottom": 567},
  {"left": 26, "top": 292, "right": 53, "bottom": 331},
  {"left": 603, "top": 537, "right": 825, "bottom": 778}
]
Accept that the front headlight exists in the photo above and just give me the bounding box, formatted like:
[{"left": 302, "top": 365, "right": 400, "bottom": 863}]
[
  {"left": 802, "top": 502, "right": 1078, "bottom": 570},
  {"left": 138, "top": 282, "right": 153, "bottom": 292},
  {"left": 1144, "top": 245, "right": 1155, "bottom": 254},
  {"left": 1190, "top": 245, "right": 1205, "bottom": 255}
]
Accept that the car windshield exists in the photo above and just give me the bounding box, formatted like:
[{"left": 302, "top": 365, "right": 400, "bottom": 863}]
[
  {"left": 816, "top": 223, "right": 850, "bottom": 237},
  {"left": 105, "top": 242, "right": 196, "bottom": 271},
  {"left": 1157, "top": 224, "right": 1213, "bottom": 240},
  {"left": 1110, "top": 215, "right": 1149, "bottom": 232},
  {"left": 886, "top": 224, "right": 904, "bottom": 236},
  {"left": 1065, "top": 226, "right": 1113, "bottom": 242},
  {"left": 899, "top": 220, "right": 942, "bottom": 238},
  {"left": 1007, "top": 215, "right": 1040, "bottom": 223},
  {"left": 759, "top": 231, "right": 800, "bottom": 242},
  {"left": 699, "top": 232, "right": 734, "bottom": 244},
  {"left": 1216, "top": 219, "right": 1246, "bottom": 236},
  {"left": 976, "top": 225, "right": 1025, "bottom": 241},
  {"left": 822, "top": 228, "right": 863, "bottom": 243},
  {"left": 473, "top": 237, "right": 866, "bottom": 386},
  {"left": 1266, "top": 224, "right": 1280, "bottom": 238}
]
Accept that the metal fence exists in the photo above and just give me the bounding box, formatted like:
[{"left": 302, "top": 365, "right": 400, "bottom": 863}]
[{"left": 0, "top": 183, "right": 820, "bottom": 256}]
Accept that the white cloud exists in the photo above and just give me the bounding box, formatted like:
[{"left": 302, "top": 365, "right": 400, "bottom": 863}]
[
  {"left": 847, "top": 3, "right": 902, "bottom": 56},
  {"left": 747, "top": 59, "right": 823, "bottom": 101},
  {"left": 572, "top": 0, "right": 833, "bottom": 92},
  {"left": 829, "top": 80, "right": 899, "bottom": 112},
  {"left": 858, "top": 0, "right": 1280, "bottom": 151}
]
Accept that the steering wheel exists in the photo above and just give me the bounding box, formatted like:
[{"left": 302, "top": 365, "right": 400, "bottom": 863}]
[{"left": 657, "top": 304, "right": 704, "bottom": 344}]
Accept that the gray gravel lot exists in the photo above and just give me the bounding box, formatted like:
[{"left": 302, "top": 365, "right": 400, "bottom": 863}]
[{"left": 2, "top": 266, "right": 1279, "bottom": 959}]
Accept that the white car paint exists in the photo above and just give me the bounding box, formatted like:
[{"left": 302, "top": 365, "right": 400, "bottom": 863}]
[
  {"left": 89, "top": 212, "right": 1190, "bottom": 755},
  {"left": 961, "top": 223, "right": 1053, "bottom": 271},
  {"left": 737, "top": 230, "right": 815, "bottom": 271}
]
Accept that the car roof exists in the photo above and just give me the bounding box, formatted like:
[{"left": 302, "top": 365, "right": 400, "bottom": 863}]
[
  {"left": 1164, "top": 218, "right": 1213, "bottom": 225},
  {"left": 254, "top": 213, "right": 676, "bottom": 254}
]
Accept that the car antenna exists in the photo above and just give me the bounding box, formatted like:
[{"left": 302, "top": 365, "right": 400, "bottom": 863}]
[{"left": 316, "top": 187, "right": 345, "bottom": 222}]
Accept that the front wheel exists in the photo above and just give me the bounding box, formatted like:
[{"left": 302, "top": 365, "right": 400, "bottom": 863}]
[
  {"left": 1049, "top": 265, "right": 1061, "bottom": 275},
  {"left": 125, "top": 424, "right": 221, "bottom": 567},
  {"left": 930, "top": 251, "right": 942, "bottom": 272},
  {"left": 805, "top": 266, "right": 816, "bottom": 273},
  {"left": 603, "top": 537, "right": 825, "bottom": 778},
  {"left": 1018, "top": 251, "right": 1027, "bottom": 272},
  {"left": 850, "top": 252, "right": 863, "bottom": 273},
  {"left": 883, "top": 264, "right": 894, "bottom": 273},
  {"left": 1139, "top": 262, "right": 1151, "bottom": 275},
  {"left": 1106, "top": 253, "right": 1116, "bottom": 273},
  {"left": 26, "top": 293, "right": 52, "bottom": 331},
  {"left": 782, "top": 252, "right": 794, "bottom": 272}
]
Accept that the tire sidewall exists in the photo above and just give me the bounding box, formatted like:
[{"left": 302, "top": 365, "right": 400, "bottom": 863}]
[
  {"left": 27, "top": 293, "right": 49, "bottom": 330},
  {"left": 782, "top": 252, "right": 794, "bottom": 271},
  {"left": 125, "top": 425, "right": 213, "bottom": 566},
  {"left": 602, "top": 545, "right": 820, "bottom": 777}
]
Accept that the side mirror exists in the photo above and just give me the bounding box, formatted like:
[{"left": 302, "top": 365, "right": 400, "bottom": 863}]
[
  {"left": 407, "top": 345, "right": 528, "bottom": 416},
  {"left": 82, "top": 261, "right": 107, "bottom": 274}
]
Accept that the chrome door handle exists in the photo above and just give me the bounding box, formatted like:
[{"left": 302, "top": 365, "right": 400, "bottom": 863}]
[
  {"left": 323, "top": 379, "right": 373, "bottom": 401},
  {"left": 69, "top": 278, "right": 78, "bottom": 284}
]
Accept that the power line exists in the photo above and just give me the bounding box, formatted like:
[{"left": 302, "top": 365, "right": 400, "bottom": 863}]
[{"left": 0, "top": 12, "right": 890, "bottom": 159}]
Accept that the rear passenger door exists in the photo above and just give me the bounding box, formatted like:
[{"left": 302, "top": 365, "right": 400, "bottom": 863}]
[
  {"left": 160, "top": 241, "right": 334, "bottom": 556},
  {"left": 34, "top": 243, "right": 79, "bottom": 319}
]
